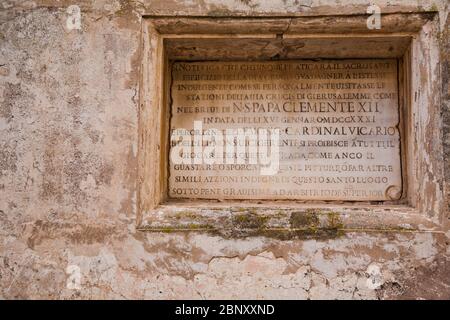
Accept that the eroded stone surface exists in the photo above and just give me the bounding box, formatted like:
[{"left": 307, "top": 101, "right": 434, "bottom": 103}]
[{"left": 0, "top": 1, "right": 449, "bottom": 300}]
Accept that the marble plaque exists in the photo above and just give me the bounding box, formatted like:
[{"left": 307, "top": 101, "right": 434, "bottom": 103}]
[{"left": 168, "top": 60, "right": 402, "bottom": 201}]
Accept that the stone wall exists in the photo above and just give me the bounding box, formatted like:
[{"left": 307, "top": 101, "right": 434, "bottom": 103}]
[{"left": 0, "top": 0, "right": 449, "bottom": 299}]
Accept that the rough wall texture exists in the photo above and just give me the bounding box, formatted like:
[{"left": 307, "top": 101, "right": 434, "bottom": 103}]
[{"left": 0, "top": 0, "right": 449, "bottom": 299}]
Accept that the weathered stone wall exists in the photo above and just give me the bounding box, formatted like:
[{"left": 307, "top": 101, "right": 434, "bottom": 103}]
[{"left": 0, "top": 0, "right": 449, "bottom": 299}]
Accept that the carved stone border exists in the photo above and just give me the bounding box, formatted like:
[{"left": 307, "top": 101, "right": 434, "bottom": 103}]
[{"left": 137, "top": 14, "right": 446, "bottom": 235}]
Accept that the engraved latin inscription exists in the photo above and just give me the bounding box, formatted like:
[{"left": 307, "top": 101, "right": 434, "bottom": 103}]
[{"left": 168, "top": 60, "right": 402, "bottom": 201}]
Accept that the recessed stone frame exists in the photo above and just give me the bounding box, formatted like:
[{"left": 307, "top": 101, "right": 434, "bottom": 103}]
[{"left": 137, "top": 13, "right": 446, "bottom": 237}]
